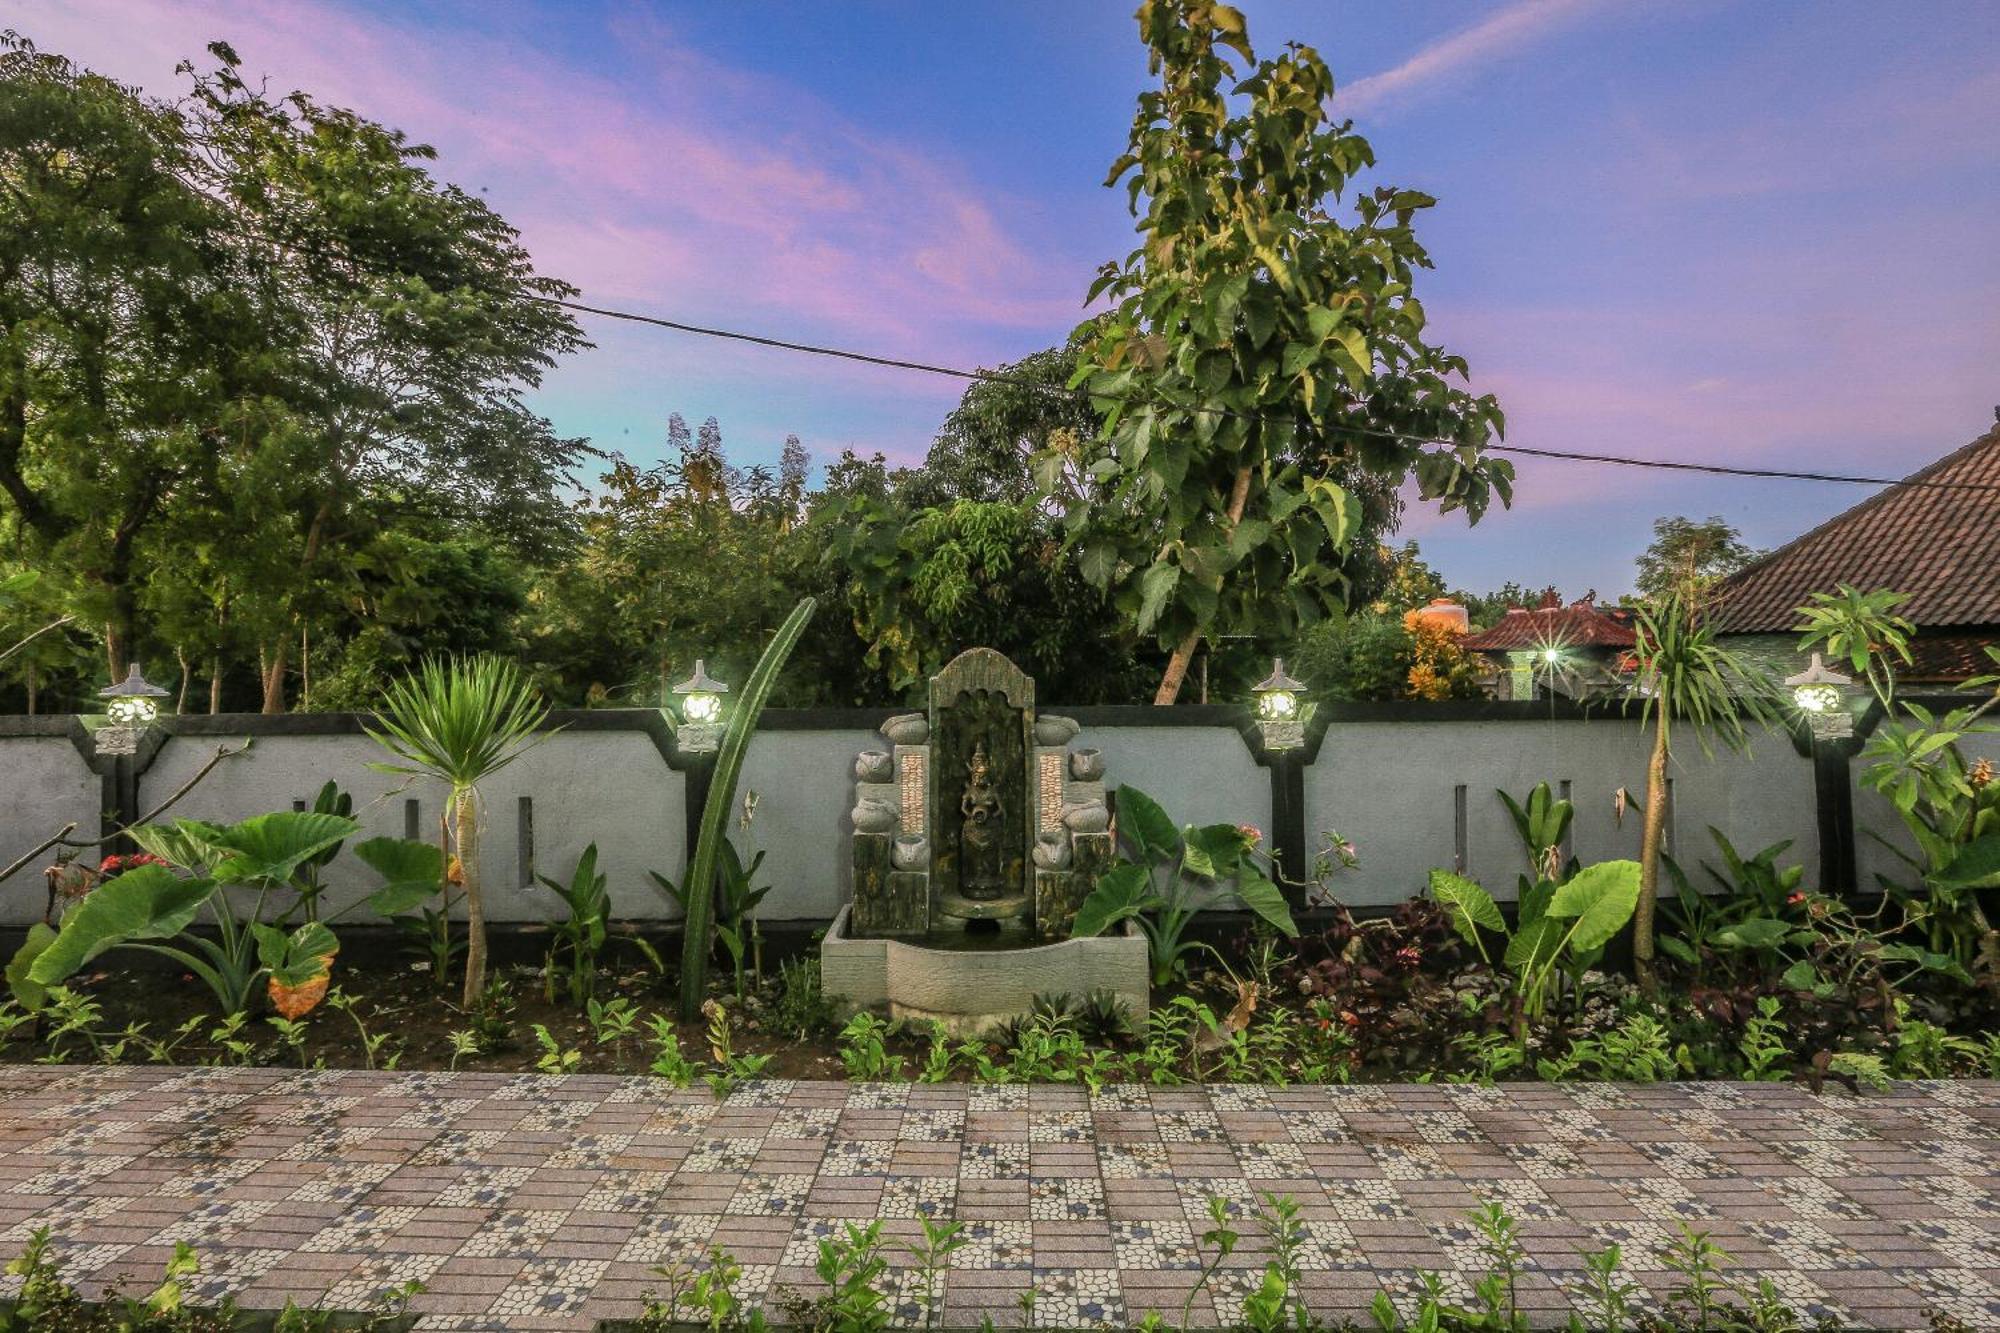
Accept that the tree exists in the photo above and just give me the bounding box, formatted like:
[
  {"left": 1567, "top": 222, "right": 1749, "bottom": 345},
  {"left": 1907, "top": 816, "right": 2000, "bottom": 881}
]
[
  {"left": 1061, "top": 1, "right": 1510, "bottom": 705},
  {"left": 368, "top": 656, "right": 549, "bottom": 1007},
  {"left": 0, "top": 35, "right": 250, "bottom": 679},
  {"left": 1628, "top": 579, "right": 1775, "bottom": 993},
  {"left": 1633, "top": 516, "right": 1759, "bottom": 602}
]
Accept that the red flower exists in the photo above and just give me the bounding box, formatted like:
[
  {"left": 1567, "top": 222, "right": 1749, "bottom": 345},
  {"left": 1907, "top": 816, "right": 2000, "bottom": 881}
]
[{"left": 98, "top": 852, "right": 166, "bottom": 878}]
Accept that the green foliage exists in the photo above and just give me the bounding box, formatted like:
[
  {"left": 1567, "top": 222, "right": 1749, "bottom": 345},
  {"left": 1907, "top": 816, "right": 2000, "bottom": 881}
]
[
  {"left": 539, "top": 845, "right": 610, "bottom": 1006},
  {"left": 1497, "top": 783, "right": 1574, "bottom": 884},
  {"left": 1633, "top": 516, "right": 1760, "bottom": 601},
  {"left": 1070, "top": 785, "right": 1296, "bottom": 985},
  {"left": 836, "top": 1012, "right": 906, "bottom": 1081},
  {"left": 771, "top": 956, "right": 838, "bottom": 1042},
  {"left": 368, "top": 653, "right": 551, "bottom": 1005},
  {"left": 1428, "top": 861, "right": 1641, "bottom": 1023},
  {"left": 1059, "top": 1, "right": 1508, "bottom": 700},
  {"left": 679, "top": 597, "right": 815, "bottom": 1021}
]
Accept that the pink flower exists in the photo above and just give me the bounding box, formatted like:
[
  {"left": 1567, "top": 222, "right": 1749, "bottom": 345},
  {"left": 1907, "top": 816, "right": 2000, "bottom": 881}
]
[{"left": 1237, "top": 824, "right": 1263, "bottom": 846}]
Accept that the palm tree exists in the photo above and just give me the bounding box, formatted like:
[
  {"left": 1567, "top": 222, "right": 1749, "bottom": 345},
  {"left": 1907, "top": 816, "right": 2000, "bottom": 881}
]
[
  {"left": 369, "top": 655, "right": 550, "bottom": 1006},
  {"left": 1629, "top": 578, "right": 1776, "bottom": 993}
]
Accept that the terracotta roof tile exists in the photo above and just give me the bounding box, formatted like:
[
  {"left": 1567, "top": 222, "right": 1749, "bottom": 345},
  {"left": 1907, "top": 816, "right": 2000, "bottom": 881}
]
[
  {"left": 1713, "top": 425, "right": 2000, "bottom": 633},
  {"left": 1462, "top": 600, "right": 1637, "bottom": 652}
]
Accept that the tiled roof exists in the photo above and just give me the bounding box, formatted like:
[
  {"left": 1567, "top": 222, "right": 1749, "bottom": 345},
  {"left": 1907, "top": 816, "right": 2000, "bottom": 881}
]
[
  {"left": 1713, "top": 424, "right": 2000, "bottom": 633},
  {"left": 1462, "top": 599, "right": 1637, "bottom": 652},
  {"left": 1901, "top": 632, "right": 2000, "bottom": 684}
]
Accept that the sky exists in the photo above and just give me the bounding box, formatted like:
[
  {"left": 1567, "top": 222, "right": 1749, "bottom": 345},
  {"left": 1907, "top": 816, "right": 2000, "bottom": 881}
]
[{"left": 20, "top": 0, "right": 2000, "bottom": 599}]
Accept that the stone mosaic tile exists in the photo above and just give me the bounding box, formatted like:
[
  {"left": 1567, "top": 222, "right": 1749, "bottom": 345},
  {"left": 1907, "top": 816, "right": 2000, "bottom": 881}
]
[{"left": 0, "top": 1066, "right": 1993, "bottom": 1330}]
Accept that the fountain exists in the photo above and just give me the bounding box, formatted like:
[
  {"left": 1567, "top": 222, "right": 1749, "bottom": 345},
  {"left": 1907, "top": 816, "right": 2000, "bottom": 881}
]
[{"left": 820, "top": 648, "right": 1149, "bottom": 1032}]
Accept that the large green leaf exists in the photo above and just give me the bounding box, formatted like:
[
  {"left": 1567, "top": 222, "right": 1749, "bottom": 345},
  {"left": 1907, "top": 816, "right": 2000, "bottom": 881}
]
[
  {"left": 209, "top": 812, "right": 360, "bottom": 886},
  {"left": 354, "top": 836, "right": 446, "bottom": 916},
  {"left": 1427, "top": 869, "right": 1503, "bottom": 950},
  {"left": 1181, "top": 823, "right": 1245, "bottom": 879},
  {"left": 6, "top": 923, "right": 55, "bottom": 1011},
  {"left": 1071, "top": 862, "right": 1152, "bottom": 939},
  {"left": 1712, "top": 917, "right": 1792, "bottom": 950},
  {"left": 1502, "top": 915, "right": 1564, "bottom": 974},
  {"left": 1931, "top": 831, "right": 2000, "bottom": 890},
  {"left": 1546, "top": 860, "right": 1642, "bottom": 952},
  {"left": 1114, "top": 786, "right": 1179, "bottom": 863},
  {"left": 1232, "top": 871, "right": 1297, "bottom": 937},
  {"left": 30, "top": 866, "right": 216, "bottom": 985},
  {"left": 128, "top": 819, "right": 228, "bottom": 872},
  {"left": 252, "top": 921, "right": 339, "bottom": 986}
]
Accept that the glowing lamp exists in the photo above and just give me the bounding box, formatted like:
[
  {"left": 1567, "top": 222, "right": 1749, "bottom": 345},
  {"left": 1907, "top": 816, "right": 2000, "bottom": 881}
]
[
  {"left": 672, "top": 659, "right": 728, "bottom": 725},
  {"left": 1541, "top": 647, "right": 1563, "bottom": 665},
  {"left": 100, "top": 664, "right": 169, "bottom": 725},
  {"left": 1252, "top": 658, "right": 1305, "bottom": 722},
  {"left": 1784, "top": 652, "right": 1851, "bottom": 715}
]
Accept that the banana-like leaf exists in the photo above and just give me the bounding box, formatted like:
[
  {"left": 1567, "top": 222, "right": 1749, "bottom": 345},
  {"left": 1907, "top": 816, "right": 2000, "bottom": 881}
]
[
  {"left": 1071, "top": 862, "right": 1153, "bottom": 939},
  {"left": 6, "top": 923, "right": 55, "bottom": 1011},
  {"left": 354, "top": 836, "right": 446, "bottom": 916},
  {"left": 1232, "top": 871, "right": 1297, "bottom": 937},
  {"left": 209, "top": 812, "right": 360, "bottom": 886},
  {"left": 251, "top": 921, "right": 339, "bottom": 985},
  {"left": 1181, "top": 823, "right": 1246, "bottom": 879},
  {"left": 1712, "top": 917, "right": 1791, "bottom": 950},
  {"left": 30, "top": 866, "right": 217, "bottom": 985},
  {"left": 129, "top": 819, "right": 228, "bottom": 871},
  {"left": 1428, "top": 869, "right": 1504, "bottom": 950},
  {"left": 1546, "top": 859, "right": 1642, "bottom": 952},
  {"left": 1114, "top": 786, "right": 1179, "bottom": 863}
]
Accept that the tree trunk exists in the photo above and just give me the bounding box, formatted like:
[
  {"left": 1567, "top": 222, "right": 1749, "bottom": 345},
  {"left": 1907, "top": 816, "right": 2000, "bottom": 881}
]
[
  {"left": 1153, "top": 465, "right": 1255, "bottom": 706},
  {"left": 457, "top": 788, "right": 486, "bottom": 1009},
  {"left": 261, "top": 640, "right": 288, "bottom": 714},
  {"left": 209, "top": 657, "right": 223, "bottom": 714},
  {"left": 1635, "top": 713, "right": 1671, "bottom": 995},
  {"left": 24, "top": 661, "right": 35, "bottom": 716},
  {"left": 174, "top": 648, "right": 191, "bottom": 716}
]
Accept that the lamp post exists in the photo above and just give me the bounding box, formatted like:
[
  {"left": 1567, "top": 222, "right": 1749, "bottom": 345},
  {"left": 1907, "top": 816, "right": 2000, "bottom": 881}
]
[
  {"left": 671, "top": 659, "right": 729, "bottom": 755},
  {"left": 1784, "top": 651, "right": 1858, "bottom": 896},
  {"left": 1251, "top": 659, "right": 1309, "bottom": 893},
  {"left": 97, "top": 664, "right": 169, "bottom": 756}
]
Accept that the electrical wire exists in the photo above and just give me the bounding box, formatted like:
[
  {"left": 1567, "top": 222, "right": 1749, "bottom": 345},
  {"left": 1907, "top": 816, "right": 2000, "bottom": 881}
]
[{"left": 545, "top": 296, "right": 2000, "bottom": 496}]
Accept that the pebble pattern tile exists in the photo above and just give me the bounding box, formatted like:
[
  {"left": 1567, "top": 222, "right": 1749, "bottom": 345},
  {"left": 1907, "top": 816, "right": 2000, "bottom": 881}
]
[{"left": 0, "top": 1067, "right": 1995, "bottom": 1329}]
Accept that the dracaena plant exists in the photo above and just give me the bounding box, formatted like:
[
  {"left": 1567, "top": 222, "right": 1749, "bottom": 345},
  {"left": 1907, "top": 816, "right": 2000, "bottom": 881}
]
[
  {"left": 1428, "top": 860, "right": 1641, "bottom": 1033},
  {"left": 1069, "top": 785, "right": 1297, "bottom": 986},
  {"left": 368, "top": 654, "right": 551, "bottom": 1007}
]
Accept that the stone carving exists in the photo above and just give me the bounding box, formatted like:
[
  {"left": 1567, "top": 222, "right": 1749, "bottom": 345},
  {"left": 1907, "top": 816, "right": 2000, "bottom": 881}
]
[{"left": 845, "top": 648, "right": 1124, "bottom": 943}]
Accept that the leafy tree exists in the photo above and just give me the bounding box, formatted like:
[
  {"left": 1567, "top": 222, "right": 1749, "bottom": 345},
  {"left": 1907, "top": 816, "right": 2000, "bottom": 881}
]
[
  {"left": 1061, "top": 1, "right": 1510, "bottom": 704},
  {"left": 1634, "top": 516, "right": 1759, "bottom": 601},
  {"left": 0, "top": 35, "right": 250, "bottom": 679}
]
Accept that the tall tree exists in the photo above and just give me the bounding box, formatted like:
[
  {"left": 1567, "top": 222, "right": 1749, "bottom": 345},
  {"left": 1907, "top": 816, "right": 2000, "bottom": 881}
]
[
  {"left": 1634, "top": 515, "right": 1759, "bottom": 601},
  {"left": 0, "top": 35, "right": 248, "bottom": 678},
  {"left": 1062, "top": 1, "right": 1510, "bottom": 704}
]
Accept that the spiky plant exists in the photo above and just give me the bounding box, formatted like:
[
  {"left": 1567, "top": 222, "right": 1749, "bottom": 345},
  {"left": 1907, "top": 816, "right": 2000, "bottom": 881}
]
[
  {"left": 368, "top": 655, "right": 551, "bottom": 1006},
  {"left": 1629, "top": 581, "right": 1775, "bottom": 994}
]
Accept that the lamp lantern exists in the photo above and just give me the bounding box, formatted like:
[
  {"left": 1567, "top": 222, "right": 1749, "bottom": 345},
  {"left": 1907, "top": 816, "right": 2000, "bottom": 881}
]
[
  {"left": 99, "top": 663, "right": 169, "bottom": 726},
  {"left": 1784, "top": 652, "right": 1852, "bottom": 716},
  {"left": 1252, "top": 658, "right": 1305, "bottom": 722},
  {"left": 672, "top": 659, "right": 728, "bottom": 727}
]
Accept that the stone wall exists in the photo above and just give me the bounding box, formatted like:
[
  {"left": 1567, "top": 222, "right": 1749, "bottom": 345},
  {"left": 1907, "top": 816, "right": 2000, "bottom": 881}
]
[{"left": 0, "top": 698, "right": 1972, "bottom": 925}]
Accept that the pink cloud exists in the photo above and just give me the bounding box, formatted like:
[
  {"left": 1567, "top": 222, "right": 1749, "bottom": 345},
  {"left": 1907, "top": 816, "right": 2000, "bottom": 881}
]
[{"left": 1337, "top": 0, "right": 1606, "bottom": 116}]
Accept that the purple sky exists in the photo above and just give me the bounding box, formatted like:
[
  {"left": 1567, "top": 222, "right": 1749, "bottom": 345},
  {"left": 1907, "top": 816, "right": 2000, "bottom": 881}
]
[{"left": 26, "top": 1, "right": 2000, "bottom": 598}]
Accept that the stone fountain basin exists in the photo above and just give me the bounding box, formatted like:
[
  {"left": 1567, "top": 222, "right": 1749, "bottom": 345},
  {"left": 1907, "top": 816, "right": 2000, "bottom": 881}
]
[{"left": 820, "top": 905, "right": 1150, "bottom": 1037}]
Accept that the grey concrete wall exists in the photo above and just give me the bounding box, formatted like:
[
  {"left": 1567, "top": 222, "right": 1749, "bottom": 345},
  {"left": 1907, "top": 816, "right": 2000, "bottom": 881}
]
[
  {"left": 739, "top": 728, "right": 880, "bottom": 921},
  {"left": 1305, "top": 717, "right": 1819, "bottom": 904},
  {"left": 0, "top": 736, "right": 103, "bottom": 926},
  {"left": 1084, "top": 724, "right": 1271, "bottom": 836}
]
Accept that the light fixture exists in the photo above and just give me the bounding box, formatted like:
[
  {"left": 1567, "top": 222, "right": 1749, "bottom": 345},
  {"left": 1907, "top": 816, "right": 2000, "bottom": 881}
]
[
  {"left": 672, "top": 658, "right": 728, "bottom": 725},
  {"left": 1541, "top": 647, "right": 1564, "bottom": 665},
  {"left": 1784, "top": 652, "right": 1851, "bottom": 715},
  {"left": 1252, "top": 658, "right": 1305, "bottom": 722},
  {"left": 100, "top": 663, "right": 169, "bottom": 725}
]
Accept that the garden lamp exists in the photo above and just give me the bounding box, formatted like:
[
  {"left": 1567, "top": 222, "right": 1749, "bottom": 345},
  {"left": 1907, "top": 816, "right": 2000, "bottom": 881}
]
[
  {"left": 99, "top": 663, "right": 169, "bottom": 725},
  {"left": 1784, "top": 652, "right": 1851, "bottom": 715},
  {"left": 672, "top": 659, "right": 728, "bottom": 725},
  {"left": 1252, "top": 658, "right": 1305, "bottom": 721}
]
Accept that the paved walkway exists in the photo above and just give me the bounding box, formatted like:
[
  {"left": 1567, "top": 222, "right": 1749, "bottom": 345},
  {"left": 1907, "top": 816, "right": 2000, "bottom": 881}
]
[{"left": 0, "top": 1068, "right": 1995, "bottom": 1331}]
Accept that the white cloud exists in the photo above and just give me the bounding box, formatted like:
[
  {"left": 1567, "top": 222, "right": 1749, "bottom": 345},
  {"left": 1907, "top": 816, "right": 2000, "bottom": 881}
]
[{"left": 1337, "top": 0, "right": 1601, "bottom": 116}]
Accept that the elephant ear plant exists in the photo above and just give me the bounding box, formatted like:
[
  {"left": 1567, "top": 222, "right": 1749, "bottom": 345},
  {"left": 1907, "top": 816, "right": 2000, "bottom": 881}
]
[
  {"left": 1428, "top": 859, "right": 1641, "bottom": 1037},
  {"left": 25, "top": 810, "right": 376, "bottom": 1019},
  {"left": 369, "top": 654, "right": 552, "bottom": 1008},
  {"left": 1069, "top": 785, "right": 1297, "bottom": 986}
]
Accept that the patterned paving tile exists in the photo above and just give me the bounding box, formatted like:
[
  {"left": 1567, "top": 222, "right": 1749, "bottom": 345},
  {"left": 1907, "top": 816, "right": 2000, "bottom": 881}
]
[{"left": 0, "top": 1065, "right": 1993, "bottom": 1330}]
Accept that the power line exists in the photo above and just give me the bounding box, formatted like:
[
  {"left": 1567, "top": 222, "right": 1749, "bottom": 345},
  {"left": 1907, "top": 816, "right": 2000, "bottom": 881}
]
[{"left": 546, "top": 295, "right": 2000, "bottom": 496}]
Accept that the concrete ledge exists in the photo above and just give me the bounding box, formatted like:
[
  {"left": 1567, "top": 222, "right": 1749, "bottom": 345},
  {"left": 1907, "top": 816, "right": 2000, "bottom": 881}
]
[{"left": 820, "top": 904, "right": 1149, "bottom": 1034}]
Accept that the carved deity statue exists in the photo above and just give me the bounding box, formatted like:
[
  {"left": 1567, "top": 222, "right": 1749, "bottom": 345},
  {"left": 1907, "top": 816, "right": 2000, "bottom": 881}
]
[{"left": 958, "top": 741, "right": 1006, "bottom": 899}]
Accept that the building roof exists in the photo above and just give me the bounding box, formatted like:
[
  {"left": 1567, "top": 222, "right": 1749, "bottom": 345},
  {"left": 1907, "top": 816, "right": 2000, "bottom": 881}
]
[
  {"left": 1713, "top": 424, "right": 2000, "bottom": 633},
  {"left": 1461, "top": 594, "right": 1637, "bottom": 652}
]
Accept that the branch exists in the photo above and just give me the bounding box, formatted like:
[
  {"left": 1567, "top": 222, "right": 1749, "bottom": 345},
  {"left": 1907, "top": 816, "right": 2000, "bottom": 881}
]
[
  {"left": 0, "top": 616, "right": 76, "bottom": 666},
  {"left": 0, "top": 824, "right": 77, "bottom": 888}
]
